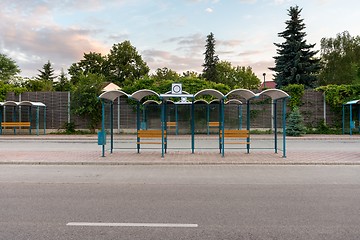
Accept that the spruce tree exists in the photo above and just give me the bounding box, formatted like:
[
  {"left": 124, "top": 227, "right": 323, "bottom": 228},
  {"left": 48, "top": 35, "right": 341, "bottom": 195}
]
[
  {"left": 202, "top": 32, "right": 219, "bottom": 82},
  {"left": 37, "top": 60, "right": 56, "bottom": 82},
  {"left": 287, "top": 107, "right": 306, "bottom": 136},
  {"left": 270, "top": 5, "right": 320, "bottom": 89}
]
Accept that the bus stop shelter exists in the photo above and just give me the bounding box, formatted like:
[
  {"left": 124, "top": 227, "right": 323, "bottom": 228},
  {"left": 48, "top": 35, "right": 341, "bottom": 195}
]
[{"left": 98, "top": 88, "right": 289, "bottom": 158}]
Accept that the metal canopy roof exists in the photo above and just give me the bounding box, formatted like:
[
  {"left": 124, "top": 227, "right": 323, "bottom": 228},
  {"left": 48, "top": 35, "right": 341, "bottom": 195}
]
[
  {"left": 142, "top": 100, "right": 161, "bottom": 105},
  {"left": 225, "top": 89, "right": 256, "bottom": 101},
  {"left": 257, "top": 89, "right": 290, "bottom": 100},
  {"left": 98, "top": 90, "right": 129, "bottom": 101},
  {"left": 345, "top": 99, "right": 360, "bottom": 105},
  {"left": 225, "top": 99, "right": 243, "bottom": 105},
  {"left": 0, "top": 101, "right": 46, "bottom": 107},
  {"left": 131, "top": 89, "right": 159, "bottom": 101},
  {"left": 194, "top": 89, "right": 224, "bottom": 99}
]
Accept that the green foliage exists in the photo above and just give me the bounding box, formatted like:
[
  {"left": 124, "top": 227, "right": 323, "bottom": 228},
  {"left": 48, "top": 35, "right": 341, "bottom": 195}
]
[
  {"left": 53, "top": 69, "right": 73, "bottom": 91},
  {"left": 63, "top": 122, "right": 76, "bottom": 134},
  {"left": 270, "top": 5, "right": 321, "bottom": 88},
  {"left": 0, "top": 81, "right": 26, "bottom": 101},
  {"left": 68, "top": 52, "right": 106, "bottom": 85},
  {"left": 202, "top": 32, "right": 219, "bottom": 82},
  {"left": 282, "top": 84, "right": 305, "bottom": 110},
  {"left": 107, "top": 41, "right": 150, "bottom": 86},
  {"left": 316, "top": 84, "right": 360, "bottom": 109},
  {"left": 305, "top": 120, "right": 341, "bottom": 134},
  {"left": 37, "top": 60, "right": 56, "bottom": 83},
  {"left": 287, "top": 107, "right": 306, "bottom": 136},
  {"left": 0, "top": 53, "right": 21, "bottom": 83},
  {"left": 319, "top": 31, "right": 360, "bottom": 85},
  {"left": 71, "top": 73, "right": 106, "bottom": 132},
  {"left": 24, "top": 79, "right": 53, "bottom": 91},
  {"left": 215, "top": 61, "right": 260, "bottom": 89},
  {"left": 151, "top": 67, "right": 180, "bottom": 81}
]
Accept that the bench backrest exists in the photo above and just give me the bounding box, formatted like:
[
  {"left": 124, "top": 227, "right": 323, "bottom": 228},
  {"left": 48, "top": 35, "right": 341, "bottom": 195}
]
[
  {"left": 137, "top": 129, "right": 167, "bottom": 138},
  {"left": 1, "top": 122, "right": 31, "bottom": 127},
  {"left": 220, "top": 129, "right": 249, "bottom": 138}
]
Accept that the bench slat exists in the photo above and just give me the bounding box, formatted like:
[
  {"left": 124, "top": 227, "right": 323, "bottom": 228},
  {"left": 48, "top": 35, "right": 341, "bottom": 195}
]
[{"left": 1, "top": 122, "right": 31, "bottom": 127}]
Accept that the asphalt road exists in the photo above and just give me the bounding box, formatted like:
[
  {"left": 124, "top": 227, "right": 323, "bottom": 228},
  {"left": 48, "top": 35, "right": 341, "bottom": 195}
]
[{"left": 1, "top": 165, "right": 360, "bottom": 240}]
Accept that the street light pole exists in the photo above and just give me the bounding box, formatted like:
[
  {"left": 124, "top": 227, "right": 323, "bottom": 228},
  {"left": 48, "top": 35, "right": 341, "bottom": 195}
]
[{"left": 263, "top": 73, "right": 266, "bottom": 88}]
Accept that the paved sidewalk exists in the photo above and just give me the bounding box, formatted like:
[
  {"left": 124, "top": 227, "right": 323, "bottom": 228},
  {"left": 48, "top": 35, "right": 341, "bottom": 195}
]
[{"left": 0, "top": 134, "right": 359, "bottom": 165}]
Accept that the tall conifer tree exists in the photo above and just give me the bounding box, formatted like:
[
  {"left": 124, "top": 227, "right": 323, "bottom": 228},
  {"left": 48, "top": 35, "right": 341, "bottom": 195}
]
[
  {"left": 270, "top": 6, "right": 320, "bottom": 88},
  {"left": 202, "top": 32, "right": 219, "bottom": 82}
]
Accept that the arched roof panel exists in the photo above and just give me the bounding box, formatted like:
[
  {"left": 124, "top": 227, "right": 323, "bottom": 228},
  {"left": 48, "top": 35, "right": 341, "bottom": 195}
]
[
  {"left": 345, "top": 99, "right": 360, "bottom": 105},
  {"left": 143, "top": 100, "right": 161, "bottom": 105},
  {"left": 225, "top": 89, "right": 256, "bottom": 101},
  {"left": 131, "top": 89, "right": 159, "bottom": 101},
  {"left": 225, "top": 99, "right": 243, "bottom": 105},
  {"left": 257, "top": 89, "right": 290, "bottom": 100},
  {"left": 194, "top": 89, "right": 224, "bottom": 99},
  {"left": 194, "top": 99, "right": 209, "bottom": 104},
  {"left": 98, "top": 90, "right": 129, "bottom": 101}
]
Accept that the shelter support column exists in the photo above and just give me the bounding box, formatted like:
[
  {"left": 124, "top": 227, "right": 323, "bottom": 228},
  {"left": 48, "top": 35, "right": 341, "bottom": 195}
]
[
  {"left": 282, "top": 98, "right": 287, "bottom": 158},
  {"left": 274, "top": 100, "right": 278, "bottom": 153}
]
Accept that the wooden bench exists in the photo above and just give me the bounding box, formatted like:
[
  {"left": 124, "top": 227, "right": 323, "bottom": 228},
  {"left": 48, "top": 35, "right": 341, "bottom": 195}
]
[
  {"left": 208, "top": 122, "right": 220, "bottom": 128},
  {"left": 167, "top": 122, "right": 177, "bottom": 128},
  {"left": 137, "top": 129, "right": 167, "bottom": 153},
  {"left": 219, "top": 129, "right": 250, "bottom": 152},
  {"left": 1, "top": 122, "right": 31, "bottom": 128}
]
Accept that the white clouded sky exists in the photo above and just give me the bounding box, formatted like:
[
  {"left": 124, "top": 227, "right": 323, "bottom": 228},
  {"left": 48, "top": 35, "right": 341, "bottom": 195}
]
[{"left": 0, "top": 0, "right": 359, "bottom": 81}]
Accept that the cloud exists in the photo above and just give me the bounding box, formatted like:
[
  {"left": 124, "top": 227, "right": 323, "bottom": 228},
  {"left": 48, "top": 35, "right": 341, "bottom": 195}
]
[
  {"left": 0, "top": 1, "right": 109, "bottom": 77},
  {"left": 205, "top": 7, "right": 214, "bottom": 13},
  {"left": 142, "top": 49, "right": 202, "bottom": 73}
]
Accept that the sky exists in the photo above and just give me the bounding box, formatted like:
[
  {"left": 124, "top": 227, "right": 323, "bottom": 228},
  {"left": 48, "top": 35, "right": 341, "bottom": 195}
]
[{"left": 1, "top": 0, "right": 359, "bottom": 82}]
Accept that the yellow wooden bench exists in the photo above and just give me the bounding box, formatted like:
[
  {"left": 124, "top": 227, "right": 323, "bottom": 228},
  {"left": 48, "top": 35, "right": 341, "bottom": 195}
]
[
  {"left": 208, "top": 122, "right": 220, "bottom": 128},
  {"left": 1, "top": 122, "right": 31, "bottom": 128},
  {"left": 137, "top": 129, "right": 167, "bottom": 153},
  {"left": 167, "top": 122, "right": 177, "bottom": 128},
  {"left": 220, "top": 129, "right": 250, "bottom": 145}
]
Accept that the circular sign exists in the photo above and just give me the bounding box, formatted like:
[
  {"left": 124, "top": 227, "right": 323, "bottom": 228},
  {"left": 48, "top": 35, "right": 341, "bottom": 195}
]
[{"left": 172, "top": 83, "right": 182, "bottom": 94}]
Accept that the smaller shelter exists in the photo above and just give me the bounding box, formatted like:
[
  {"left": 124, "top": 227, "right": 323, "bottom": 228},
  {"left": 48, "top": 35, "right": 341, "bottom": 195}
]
[
  {"left": 0, "top": 101, "right": 46, "bottom": 135},
  {"left": 343, "top": 99, "right": 360, "bottom": 135}
]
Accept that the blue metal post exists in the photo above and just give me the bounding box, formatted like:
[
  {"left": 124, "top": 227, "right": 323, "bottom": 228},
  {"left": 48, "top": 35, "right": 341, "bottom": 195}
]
[
  {"left": 350, "top": 104, "right": 353, "bottom": 136},
  {"left": 221, "top": 99, "right": 225, "bottom": 157},
  {"left": 246, "top": 100, "right": 250, "bottom": 154},
  {"left": 175, "top": 104, "right": 178, "bottom": 135},
  {"left": 36, "top": 106, "right": 39, "bottom": 136},
  {"left": 12, "top": 106, "right": 16, "bottom": 134},
  {"left": 191, "top": 98, "right": 195, "bottom": 154},
  {"left": 342, "top": 104, "right": 345, "bottom": 135},
  {"left": 137, "top": 102, "right": 140, "bottom": 153},
  {"left": 282, "top": 98, "right": 287, "bottom": 158},
  {"left": 164, "top": 101, "right": 167, "bottom": 153},
  {"left": 274, "top": 100, "right": 278, "bottom": 153},
  {"left": 43, "top": 106, "right": 46, "bottom": 135},
  {"left": 207, "top": 104, "right": 210, "bottom": 135},
  {"left": 0, "top": 106, "right": 2, "bottom": 135},
  {"left": 161, "top": 98, "right": 165, "bottom": 158},
  {"left": 110, "top": 101, "right": 114, "bottom": 154},
  {"left": 29, "top": 107, "right": 32, "bottom": 135},
  {"left": 101, "top": 100, "right": 105, "bottom": 157}
]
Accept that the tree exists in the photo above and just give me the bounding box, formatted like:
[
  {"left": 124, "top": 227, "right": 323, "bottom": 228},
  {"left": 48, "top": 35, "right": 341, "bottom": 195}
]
[
  {"left": 71, "top": 73, "right": 106, "bottom": 132},
  {"left": 0, "top": 53, "right": 21, "bottom": 83},
  {"left": 68, "top": 52, "right": 106, "bottom": 85},
  {"left": 202, "top": 32, "right": 219, "bottom": 82},
  {"left": 270, "top": 5, "right": 320, "bottom": 89},
  {"left": 319, "top": 31, "right": 360, "bottom": 85},
  {"left": 37, "top": 60, "right": 56, "bottom": 83},
  {"left": 54, "top": 69, "right": 72, "bottom": 91},
  {"left": 287, "top": 107, "right": 306, "bottom": 136},
  {"left": 106, "top": 41, "right": 150, "bottom": 86},
  {"left": 215, "top": 61, "right": 260, "bottom": 89},
  {"left": 151, "top": 67, "right": 180, "bottom": 81}
]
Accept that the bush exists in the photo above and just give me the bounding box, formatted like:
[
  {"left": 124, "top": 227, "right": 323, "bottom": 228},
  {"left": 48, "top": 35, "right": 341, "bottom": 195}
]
[{"left": 287, "top": 107, "right": 306, "bottom": 136}]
